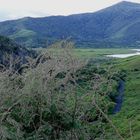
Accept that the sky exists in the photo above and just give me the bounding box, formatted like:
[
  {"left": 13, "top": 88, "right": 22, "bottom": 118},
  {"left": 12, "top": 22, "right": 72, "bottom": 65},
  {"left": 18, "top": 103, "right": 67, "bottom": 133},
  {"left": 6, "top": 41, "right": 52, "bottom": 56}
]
[{"left": 0, "top": 0, "right": 140, "bottom": 21}]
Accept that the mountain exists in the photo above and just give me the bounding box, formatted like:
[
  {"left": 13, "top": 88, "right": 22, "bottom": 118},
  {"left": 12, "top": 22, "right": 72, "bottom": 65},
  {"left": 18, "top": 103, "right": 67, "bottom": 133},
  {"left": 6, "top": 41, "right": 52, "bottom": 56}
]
[
  {"left": 0, "top": 1, "right": 140, "bottom": 48},
  {"left": 0, "top": 35, "right": 33, "bottom": 68}
]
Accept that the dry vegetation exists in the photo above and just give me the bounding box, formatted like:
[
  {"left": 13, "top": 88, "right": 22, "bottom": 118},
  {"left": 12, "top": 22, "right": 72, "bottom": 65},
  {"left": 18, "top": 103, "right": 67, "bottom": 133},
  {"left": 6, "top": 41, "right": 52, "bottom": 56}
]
[{"left": 0, "top": 41, "right": 124, "bottom": 140}]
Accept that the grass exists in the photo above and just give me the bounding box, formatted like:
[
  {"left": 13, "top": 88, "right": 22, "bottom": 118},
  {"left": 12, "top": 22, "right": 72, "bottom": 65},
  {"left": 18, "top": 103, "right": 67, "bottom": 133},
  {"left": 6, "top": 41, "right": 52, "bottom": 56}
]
[
  {"left": 74, "top": 48, "right": 135, "bottom": 58},
  {"left": 35, "top": 48, "right": 136, "bottom": 59},
  {"left": 110, "top": 56, "right": 140, "bottom": 140}
]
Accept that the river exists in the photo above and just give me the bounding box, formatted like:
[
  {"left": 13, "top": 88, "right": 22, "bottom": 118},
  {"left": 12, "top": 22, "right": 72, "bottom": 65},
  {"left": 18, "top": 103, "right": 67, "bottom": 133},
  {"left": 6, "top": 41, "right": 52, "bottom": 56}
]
[
  {"left": 113, "top": 80, "right": 125, "bottom": 114},
  {"left": 107, "top": 49, "right": 140, "bottom": 58}
]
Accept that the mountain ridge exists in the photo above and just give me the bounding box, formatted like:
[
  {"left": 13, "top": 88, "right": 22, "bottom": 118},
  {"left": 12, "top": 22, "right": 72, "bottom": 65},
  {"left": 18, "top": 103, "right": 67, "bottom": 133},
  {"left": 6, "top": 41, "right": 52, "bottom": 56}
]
[{"left": 0, "top": 1, "right": 140, "bottom": 48}]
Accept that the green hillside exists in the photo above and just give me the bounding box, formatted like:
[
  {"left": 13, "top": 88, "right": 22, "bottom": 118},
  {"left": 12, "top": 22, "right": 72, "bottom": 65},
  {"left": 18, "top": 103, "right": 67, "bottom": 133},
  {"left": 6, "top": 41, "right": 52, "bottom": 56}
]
[
  {"left": 0, "top": 35, "right": 34, "bottom": 67},
  {"left": 0, "top": 1, "right": 140, "bottom": 48}
]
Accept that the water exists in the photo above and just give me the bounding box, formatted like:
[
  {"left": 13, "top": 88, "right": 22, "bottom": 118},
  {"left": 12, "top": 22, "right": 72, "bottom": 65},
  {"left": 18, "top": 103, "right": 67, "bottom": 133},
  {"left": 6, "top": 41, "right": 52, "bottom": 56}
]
[
  {"left": 107, "top": 49, "right": 140, "bottom": 58},
  {"left": 113, "top": 80, "right": 125, "bottom": 114}
]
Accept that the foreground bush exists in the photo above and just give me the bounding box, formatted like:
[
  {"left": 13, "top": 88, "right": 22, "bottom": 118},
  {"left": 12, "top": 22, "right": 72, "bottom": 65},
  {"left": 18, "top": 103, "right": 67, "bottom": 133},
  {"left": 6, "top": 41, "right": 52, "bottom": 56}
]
[{"left": 0, "top": 41, "right": 123, "bottom": 140}]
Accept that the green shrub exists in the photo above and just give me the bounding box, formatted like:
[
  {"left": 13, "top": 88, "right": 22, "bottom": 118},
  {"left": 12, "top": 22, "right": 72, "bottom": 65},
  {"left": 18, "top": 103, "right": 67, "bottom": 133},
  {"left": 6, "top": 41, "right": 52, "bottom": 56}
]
[{"left": 0, "top": 41, "right": 123, "bottom": 140}]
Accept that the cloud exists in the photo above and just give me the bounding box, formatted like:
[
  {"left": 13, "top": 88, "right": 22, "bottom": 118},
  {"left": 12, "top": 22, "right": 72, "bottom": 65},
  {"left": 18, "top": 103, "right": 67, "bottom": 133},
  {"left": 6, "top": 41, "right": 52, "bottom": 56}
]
[
  {"left": 0, "top": 10, "right": 50, "bottom": 21},
  {"left": 0, "top": 0, "right": 140, "bottom": 21}
]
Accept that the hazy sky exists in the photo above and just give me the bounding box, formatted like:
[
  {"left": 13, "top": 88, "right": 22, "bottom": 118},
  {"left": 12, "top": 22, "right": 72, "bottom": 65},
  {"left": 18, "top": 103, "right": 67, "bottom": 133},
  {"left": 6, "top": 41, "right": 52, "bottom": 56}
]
[{"left": 0, "top": 0, "right": 140, "bottom": 21}]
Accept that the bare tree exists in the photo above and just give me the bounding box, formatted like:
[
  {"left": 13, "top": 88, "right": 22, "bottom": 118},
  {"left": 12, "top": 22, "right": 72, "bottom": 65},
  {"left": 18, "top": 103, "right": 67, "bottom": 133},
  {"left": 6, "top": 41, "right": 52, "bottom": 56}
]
[{"left": 0, "top": 41, "right": 124, "bottom": 140}]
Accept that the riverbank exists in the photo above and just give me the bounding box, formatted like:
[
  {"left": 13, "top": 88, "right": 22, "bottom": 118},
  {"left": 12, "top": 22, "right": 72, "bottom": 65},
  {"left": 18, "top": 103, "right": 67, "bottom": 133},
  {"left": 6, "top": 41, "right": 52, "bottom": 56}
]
[{"left": 111, "top": 56, "right": 140, "bottom": 140}]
